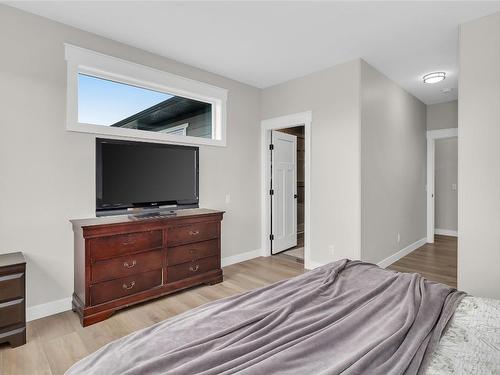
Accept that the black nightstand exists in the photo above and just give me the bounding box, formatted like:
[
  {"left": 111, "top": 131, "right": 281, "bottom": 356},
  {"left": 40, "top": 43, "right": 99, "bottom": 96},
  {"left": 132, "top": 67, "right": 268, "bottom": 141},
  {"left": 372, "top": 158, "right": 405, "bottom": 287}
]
[{"left": 0, "top": 252, "right": 26, "bottom": 348}]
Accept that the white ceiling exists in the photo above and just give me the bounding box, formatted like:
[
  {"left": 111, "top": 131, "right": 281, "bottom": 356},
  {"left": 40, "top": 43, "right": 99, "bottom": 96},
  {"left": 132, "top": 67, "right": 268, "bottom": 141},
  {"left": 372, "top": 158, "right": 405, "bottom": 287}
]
[{"left": 6, "top": 1, "right": 500, "bottom": 104}]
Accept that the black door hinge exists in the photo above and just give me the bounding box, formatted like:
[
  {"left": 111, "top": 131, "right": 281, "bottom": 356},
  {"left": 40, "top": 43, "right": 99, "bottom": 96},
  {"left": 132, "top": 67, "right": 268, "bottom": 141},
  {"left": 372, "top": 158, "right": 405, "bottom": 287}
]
[
  {"left": 270, "top": 189, "right": 274, "bottom": 195},
  {"left": 269, "top": 144, "right": 274, "bottom": 150},
  {"left": 270, "top": 234, "right": 274, "bottom": 241}
]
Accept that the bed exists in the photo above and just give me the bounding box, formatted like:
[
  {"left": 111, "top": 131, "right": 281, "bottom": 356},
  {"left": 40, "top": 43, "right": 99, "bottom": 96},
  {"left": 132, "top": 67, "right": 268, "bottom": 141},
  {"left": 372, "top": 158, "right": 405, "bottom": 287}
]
[
  {"left": 66, "top": 259, "right": 500, "bottom": 374},
  {"left": 427, "top": 296, "right": 500, "bottom": 374}
]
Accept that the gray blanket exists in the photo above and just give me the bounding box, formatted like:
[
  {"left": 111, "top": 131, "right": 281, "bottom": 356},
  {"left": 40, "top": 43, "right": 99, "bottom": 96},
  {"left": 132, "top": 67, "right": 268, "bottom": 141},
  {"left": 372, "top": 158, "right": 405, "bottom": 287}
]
[{"left": 66, "top": 260, "right": 464, "bottom": 375}]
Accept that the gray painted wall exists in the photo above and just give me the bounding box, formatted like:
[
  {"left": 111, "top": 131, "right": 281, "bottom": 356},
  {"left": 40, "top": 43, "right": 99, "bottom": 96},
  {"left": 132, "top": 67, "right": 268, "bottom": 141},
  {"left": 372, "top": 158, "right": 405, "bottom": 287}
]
[
  {"left": 0, "top": 3, "right": 470, "bottom": 312},
  {"left": 426, "top": 101, "right": 458, "bottom": 130},
  {"left": 0, "top": 5, "right": 262, "bottom": 309},
  {"left": 435, "top": 138, "right": 458, "bottom": 231},
  {"left": 458, "top": 11, "right": 500, "bottom": 298},
  {"left": 360, "top": 61, "right": 427, "bottom": 264},
  {"left": 262, "top": 59, "right": 427, "bottom": 266},
  {"left": 261, "top": 60, "right": 362, "bottom": 264}
]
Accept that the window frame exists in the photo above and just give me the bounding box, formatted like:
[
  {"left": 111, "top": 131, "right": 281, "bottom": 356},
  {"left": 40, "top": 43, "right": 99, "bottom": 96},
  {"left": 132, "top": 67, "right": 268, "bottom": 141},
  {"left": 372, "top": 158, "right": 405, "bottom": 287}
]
[{"left": 65, "top": 44, "right": 228, "bottom": 147}]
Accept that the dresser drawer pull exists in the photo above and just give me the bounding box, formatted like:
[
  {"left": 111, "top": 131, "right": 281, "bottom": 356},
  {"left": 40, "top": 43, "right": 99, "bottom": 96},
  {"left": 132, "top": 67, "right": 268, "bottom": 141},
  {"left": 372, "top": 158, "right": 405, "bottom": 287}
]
[
  {"left": 122, "top": 281, "right": 136, "bottom": 290},
  {"left": 123, "top": 260, "right": 137, "bottom": 269},
  {"left": 189, "top": 264, "right": 199, "bottom": 272},
  {"left": 189, "top": 230, "right": 200, "bottom": 236},
  {"left": 122, "top": 240, "right": 135, "bottom": 246},
  {"left": 189, "top": 249, "right": 196, "bottom": 254}
]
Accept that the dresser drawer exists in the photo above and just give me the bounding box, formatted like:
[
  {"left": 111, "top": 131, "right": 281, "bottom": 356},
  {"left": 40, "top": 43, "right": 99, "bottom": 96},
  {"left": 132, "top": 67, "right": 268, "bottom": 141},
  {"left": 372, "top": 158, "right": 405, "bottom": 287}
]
[
  {"left": 0, "top": 273, "right": 24, "bottom": 302},
  {"left": 90, "top": 270, "right": 162, "bottom": 306},
  {"left": 90, "top": 230, "right": 163, "bottom": 261},
  {"left": 167, "top": 222, "right": 219, "bottom": 247},
  {"left": 0, "top": 298, "right": 24, "bottom": 327},
  {"left": 166, "top": 256, "right": 219, "bottom": 283},
  {"left": 167, "top": 239, "right": 219, "bottom": 266},
  {"left": 91, "top": 250, "right": 163, "bottom": 284}
]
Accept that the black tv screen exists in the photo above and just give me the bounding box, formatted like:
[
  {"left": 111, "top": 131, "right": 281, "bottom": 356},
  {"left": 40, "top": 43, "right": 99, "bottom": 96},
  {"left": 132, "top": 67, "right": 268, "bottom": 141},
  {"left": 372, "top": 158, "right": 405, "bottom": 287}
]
[{"left": 96, "top": 138, "right": 199, "bottom": 213}]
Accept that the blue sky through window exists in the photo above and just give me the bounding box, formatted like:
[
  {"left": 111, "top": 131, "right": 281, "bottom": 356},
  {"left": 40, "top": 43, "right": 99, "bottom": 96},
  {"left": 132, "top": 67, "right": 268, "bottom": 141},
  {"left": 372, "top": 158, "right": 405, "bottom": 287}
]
[{"left": 78, "top": 74, "right": 172, "bottom": 126}]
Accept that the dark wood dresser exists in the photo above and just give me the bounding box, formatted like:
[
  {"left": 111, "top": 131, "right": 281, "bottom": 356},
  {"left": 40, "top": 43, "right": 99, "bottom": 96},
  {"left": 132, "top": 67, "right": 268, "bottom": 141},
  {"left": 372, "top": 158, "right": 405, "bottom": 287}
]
[
  {"left": 71, "top": 208, "right": 224, "bottom": 326},
  {"left": 0, "top": 252, "right": 26, "bottom": 347}
]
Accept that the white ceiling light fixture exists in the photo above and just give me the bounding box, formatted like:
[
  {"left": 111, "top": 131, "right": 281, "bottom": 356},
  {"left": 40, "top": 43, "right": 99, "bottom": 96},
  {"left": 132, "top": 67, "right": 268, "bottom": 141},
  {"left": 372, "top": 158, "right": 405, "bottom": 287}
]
[{"left": 423, "top": 72, "right": 446, "bottom": 84}]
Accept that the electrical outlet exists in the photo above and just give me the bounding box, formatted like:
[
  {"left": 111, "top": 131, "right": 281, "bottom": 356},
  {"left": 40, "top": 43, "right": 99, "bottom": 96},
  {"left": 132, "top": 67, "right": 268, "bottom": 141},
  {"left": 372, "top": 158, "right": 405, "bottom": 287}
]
[
  {"left": 452, "top": 183, "right": 457, "bottom": 191},
  {"left": 397, "top": 233, "right": 401, "bottom": 243},
  {"left": 225, "top": 193, "right": 231, "bottom": 204},
  {"left": 328, "top": 245, "right": 335, "bottom": 257}
]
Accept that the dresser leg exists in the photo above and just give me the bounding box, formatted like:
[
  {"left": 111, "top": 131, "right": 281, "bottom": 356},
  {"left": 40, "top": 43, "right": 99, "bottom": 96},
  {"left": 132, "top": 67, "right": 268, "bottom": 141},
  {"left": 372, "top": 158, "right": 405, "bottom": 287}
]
[
  {"left": 205, "top": 275, "right": 223, "bottom": 285},
  {"left": 82, "top": 309, "right": 115, "bottom": 327},
  {"left": 8, "top": 330, "right": 26, "bottom": 348}
]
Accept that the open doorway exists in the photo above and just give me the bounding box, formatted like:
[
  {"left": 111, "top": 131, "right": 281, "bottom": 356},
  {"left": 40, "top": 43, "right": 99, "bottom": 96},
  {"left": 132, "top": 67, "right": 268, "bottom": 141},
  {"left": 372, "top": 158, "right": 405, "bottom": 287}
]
[
  {"left": 434, "top": 137, "right": 458, "bottom": 238},
  {"left": 271, "top": 126, "right": 305, "bottom": 262},
  {"left": 426, "top": 128, "right": 458, "bottom": 242},
  {"left": 260, "top": 111, "right": 311, "bottom": 269},
  {"left": 416, "top": 127, "right": 458, "bottom": 288}
]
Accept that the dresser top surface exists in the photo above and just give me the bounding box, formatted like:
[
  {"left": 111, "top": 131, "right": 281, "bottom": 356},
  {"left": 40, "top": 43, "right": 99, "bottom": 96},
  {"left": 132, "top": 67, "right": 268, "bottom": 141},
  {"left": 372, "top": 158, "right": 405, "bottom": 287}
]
[
  {"left": 0, "top": 252, "right": 26, "bottom": 268},
  {"left": 71, "top": 208, "right": 224, "bottom": 229}
]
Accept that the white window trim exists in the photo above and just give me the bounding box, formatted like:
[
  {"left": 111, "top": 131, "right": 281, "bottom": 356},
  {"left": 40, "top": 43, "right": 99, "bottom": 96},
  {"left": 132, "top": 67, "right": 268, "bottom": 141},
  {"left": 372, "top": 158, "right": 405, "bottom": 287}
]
[{"left": 65, "top": 44, "right": 228, "bottom": 147}]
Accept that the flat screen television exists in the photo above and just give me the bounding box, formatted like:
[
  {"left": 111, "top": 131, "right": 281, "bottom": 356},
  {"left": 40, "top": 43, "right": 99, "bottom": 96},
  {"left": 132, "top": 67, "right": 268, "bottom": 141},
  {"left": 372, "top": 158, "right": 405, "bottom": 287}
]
[{"left": 96, "top": 138, "right": 199, "bottom": 215}]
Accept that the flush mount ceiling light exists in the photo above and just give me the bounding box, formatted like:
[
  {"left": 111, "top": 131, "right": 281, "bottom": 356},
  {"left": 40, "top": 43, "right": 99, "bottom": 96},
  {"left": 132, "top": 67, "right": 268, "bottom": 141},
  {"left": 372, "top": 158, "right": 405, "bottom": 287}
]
[{"left": 423, "top": 72, "right": 446, "bottom": 84}]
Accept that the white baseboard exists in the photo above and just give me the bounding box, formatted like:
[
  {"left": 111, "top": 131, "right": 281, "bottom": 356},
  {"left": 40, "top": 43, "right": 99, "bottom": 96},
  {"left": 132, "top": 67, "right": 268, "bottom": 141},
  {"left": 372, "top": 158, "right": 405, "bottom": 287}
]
[
  {"left": 27, "top": 296, "right": 72, "bottom": 322},
  {"left": 221, "top": 249, "right": 263, "bottom": 267},
  {"left": 304, "top": 260, "right": 324, "bottom": 270},
  {"left": 435, "top": 228, "right": 458, "bottom": 237},
  {"left": 377, "top": 238, "right": 426, "bottom": 269}
]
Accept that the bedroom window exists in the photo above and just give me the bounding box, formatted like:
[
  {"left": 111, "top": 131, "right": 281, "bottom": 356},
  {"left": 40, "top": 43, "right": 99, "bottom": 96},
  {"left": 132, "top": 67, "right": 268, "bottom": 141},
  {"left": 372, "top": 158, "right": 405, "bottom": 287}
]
[{"left": 65, "top": 44, "right": 227, "bottom": 146}]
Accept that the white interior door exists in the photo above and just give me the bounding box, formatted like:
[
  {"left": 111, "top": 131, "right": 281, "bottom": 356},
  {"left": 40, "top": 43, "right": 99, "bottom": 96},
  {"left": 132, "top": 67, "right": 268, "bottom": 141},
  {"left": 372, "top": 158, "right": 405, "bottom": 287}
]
[{"left": 271, "top": 130, "right": 297, "bottom": 254}]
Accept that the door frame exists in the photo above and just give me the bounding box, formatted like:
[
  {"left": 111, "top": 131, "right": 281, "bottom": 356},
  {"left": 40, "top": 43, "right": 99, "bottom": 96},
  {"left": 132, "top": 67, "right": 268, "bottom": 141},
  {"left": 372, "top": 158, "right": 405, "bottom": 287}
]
[
  {"left": 261, "top": 111, "right": 312, "bottom": 268},
  {"left": 426, "top": 127, "right": 458, "bottom": 243}
]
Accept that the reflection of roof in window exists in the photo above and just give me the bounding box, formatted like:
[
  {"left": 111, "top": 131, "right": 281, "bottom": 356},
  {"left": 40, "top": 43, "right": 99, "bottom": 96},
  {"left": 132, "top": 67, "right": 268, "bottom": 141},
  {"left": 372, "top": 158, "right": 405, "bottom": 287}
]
[
  {"left": 77, "top": 73, "right": 212, "bottom": 134},
  {"left": 112, "top": 96, "right": 211, "bottom": 132}
]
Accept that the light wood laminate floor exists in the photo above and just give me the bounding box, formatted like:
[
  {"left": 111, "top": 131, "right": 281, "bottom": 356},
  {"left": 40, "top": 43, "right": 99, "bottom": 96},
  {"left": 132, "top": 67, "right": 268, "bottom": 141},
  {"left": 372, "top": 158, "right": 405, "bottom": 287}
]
[
  {"left": 0, "top": 256, "right": 305, "bottom": 375},
  {"left": 0, "top": 236, "right": 457, "bottom": 374},
  {"left": 388, "top": 235, "right": 457, "bottom": 288}
]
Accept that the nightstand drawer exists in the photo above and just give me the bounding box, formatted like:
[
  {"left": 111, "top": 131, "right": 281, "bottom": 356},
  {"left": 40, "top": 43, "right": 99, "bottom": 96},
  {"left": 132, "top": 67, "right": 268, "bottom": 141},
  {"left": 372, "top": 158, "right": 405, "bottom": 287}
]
[
  {"left": 0, "top": 252, "right": 26, "bottom": 347},
  {"left": 0, "top": 273, "right": 24, "bottom": 302},
  {"left": 92, "top": 250, "right": 163, "bottom": 283},
  {"left": 90, "top": 230, "right": 163, "bottom": 260},
  {"left": 167, "top": 222, "right": 218, "bottom": 247},
  {"left": 90, "top": 269, "right": 162, "bottom": 306},
  {"left": 0, "top": 298, "right": 24, "bottom": 327},
  {"left": 167, "top": 239, "right": 219, "bottom": 266},
  {"left": 166, "top": 256, "right": 219, "bottom": 283}
]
